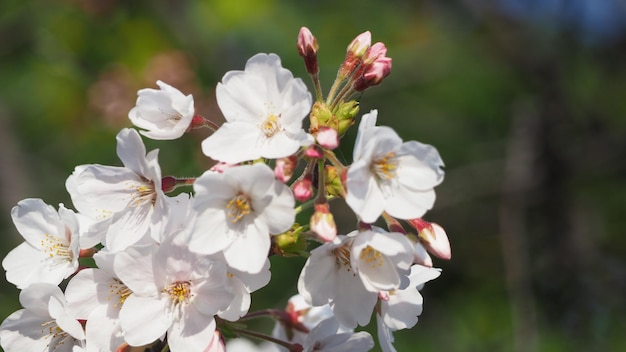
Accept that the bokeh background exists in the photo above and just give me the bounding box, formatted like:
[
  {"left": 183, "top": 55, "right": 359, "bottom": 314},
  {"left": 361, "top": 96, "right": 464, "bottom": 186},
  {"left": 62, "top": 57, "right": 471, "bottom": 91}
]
[{"left": 1, "top": 0, "right": 626, "bottom": 351}]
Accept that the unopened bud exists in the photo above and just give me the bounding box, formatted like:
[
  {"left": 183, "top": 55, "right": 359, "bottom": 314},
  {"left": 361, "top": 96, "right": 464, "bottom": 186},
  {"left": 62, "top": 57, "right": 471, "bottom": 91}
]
[
  {"left": 335, "top": 100, "right": 359, "bottom": 136},
  {"left": 309, "top": 101, "right": 333, "bottom": 134},
  {"left": 324, "top": 165, "right": 344, "bottom": 198},
  {"left": 310, "top": 203, "right": 337, "bottom": 242},
  {"left": 273, "top": 224, "right": 307, "bottom": 257},
  {"left": 378, "top": 291, "right": 391, "bottom": 301},
  {"left": 304, "top": 145, "right": 324, "bottom": 159},
  {"left": 353, "top": 56, "right": 392, "bottom": 92},
  {"left": 363, "top": 42, "right": 387, "bottom": 65},
  {"left": 275, "top": 156, "right": 298, "bottom": 183},
  {"left": 347, "top": 31, "right": 371, "bottom": 58},
  {"left": 297, "top": 27, "right": 319, "bottom": 75},
  {"left": 293, "top": 176, "right": 314, "bottom": 202},
  {"left": 161, "top": 176, "right": 177, "bottom": 193},
  {"left": 408, "top": 218, "right": 451, "bottom": 260},
  {"left": 316, "top": 127, "right": 339, "bottom": 150}
]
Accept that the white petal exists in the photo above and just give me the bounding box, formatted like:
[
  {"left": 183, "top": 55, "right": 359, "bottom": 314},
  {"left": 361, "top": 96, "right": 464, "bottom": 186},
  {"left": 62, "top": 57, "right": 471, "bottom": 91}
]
[
  {"left": 201, "top": 122, "right": 265, "bottom": 163},
  {"left": 167, "top": 313, "right": 216, "bottom": 352},
  {"left": 10, "top": 198, "right": 63, "bottom": 248},
  {"left": 119, "top": 295, "right": 170, "bottom": 346},
  {"left": 116, "top": 128, "right": 148, "bottom": 176}
]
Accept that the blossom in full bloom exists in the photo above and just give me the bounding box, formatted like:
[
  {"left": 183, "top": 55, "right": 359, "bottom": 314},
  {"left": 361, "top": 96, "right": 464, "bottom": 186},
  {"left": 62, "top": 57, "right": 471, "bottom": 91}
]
[
  {"left": 376, "top": 265, "right": 441, "bottom": 352},
  {"left": 128, "top": 80, "right": 195, "bottom": 140},
  {"left": 201, "top": 53, "right": 313, "bottom": 163},
  {"left": 345, "top": 110, "right": 445, "bottom": 223},
  {"left": 2, "top": 199, "right": 80, "bottom": 289},
  {"left": 0, "top": 283, "right": 85, "bottom": 352},
  {"left": 114, "top": 235, "right": 234, "bottom": 351},
  {"left": 297, "top": 228, "right": 413, "bottom": 328},
  {"left": 66, "top": 128, "right": 168, "bottom": 252},
  {"left": 188, "top": 163, "right": 295, "bottom": 273},
  {"left": 64, "top": 251, "right": 129, "bottom": 352}
]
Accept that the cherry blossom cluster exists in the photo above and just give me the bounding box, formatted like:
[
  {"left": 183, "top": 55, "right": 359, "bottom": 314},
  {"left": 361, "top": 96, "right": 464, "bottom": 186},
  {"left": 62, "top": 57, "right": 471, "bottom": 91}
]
[{"left": 0, "top": 27, "right": 451, "bottom": 352}]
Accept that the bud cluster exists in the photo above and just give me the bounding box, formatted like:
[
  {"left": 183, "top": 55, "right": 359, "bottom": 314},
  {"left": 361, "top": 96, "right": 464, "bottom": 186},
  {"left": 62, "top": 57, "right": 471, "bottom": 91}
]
[{"left": 0, "top": 27, "right": 450, "bottom": 352}]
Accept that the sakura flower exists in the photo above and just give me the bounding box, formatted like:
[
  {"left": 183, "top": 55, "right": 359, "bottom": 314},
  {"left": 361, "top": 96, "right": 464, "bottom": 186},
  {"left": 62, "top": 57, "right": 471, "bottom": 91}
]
[
  {"left": 202, "top": 53, "right": 313, "bottom": 163},
  {"left": 303, "top": 318, "right": 374, "bottom": 352},
  {"left": 66, "top": 128, "right": 168, "bottom": 252},
  {"left": 64, "top": 251, "right": 129, "bottom": 352},
  {"left": 345, "top": 110, "right": 445, "bottom": 223},
  {"left": 114, "top": 234, "right": 233, "bottom": 352},
  {"left": 188, "top": 163, "right": 295, "bottom": 273},
  {"left": 128, "top": 80, "right": 195, "bottom": 140},
  {"left": 0, "top": 283, "right": 85, "bottom": 352},
  {"left": 377, "top": 265, "right": 441, "bottom": 352},
  {"left": 2, "top": 198, "right": 80, "bottom": 289},
  {"left": 272, "top": 294, "right": 348, "bottom": 350},
  {"left": 297, "top": 228, "right": 413, "bottom": 329}
]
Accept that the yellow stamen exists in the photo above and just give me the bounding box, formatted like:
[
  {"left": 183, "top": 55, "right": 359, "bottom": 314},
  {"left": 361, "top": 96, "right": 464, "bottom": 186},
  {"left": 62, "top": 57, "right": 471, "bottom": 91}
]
[
  {"left": 261, "top": 114, "right": 281, "bottom": 137},
  {"left": 371, "top": 152, "right": 398, "bottom": 181},
  {"left": 226, "top": 193, "right": 252, "bottom": 223}
]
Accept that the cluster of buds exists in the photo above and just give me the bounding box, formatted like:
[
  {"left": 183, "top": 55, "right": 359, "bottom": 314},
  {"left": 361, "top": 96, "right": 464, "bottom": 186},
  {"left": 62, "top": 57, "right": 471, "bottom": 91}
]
[{"left": 0, "top": 27, "right": 450, "bottom": 352}]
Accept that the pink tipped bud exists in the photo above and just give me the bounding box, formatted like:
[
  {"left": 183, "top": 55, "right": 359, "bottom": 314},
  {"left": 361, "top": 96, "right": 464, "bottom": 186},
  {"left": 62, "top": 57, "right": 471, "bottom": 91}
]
[
  {"left": 310, "top": 203, "right": 337, "bottom": 242},
  {"left": 408, "top": 218, "right": 451, "bottom": 260},
  {"left": 297, "top": 27, "right": 319, "bottom": 75},
  {"left": 316, "top": 127, "right": 339, "bottom": 150},
  {"left": 161, "top": 176, "right": 177, "bottom": 193},
  {"left": 347, "top": 31, "right": 372, "bottom": 57},
  {"left": 363, "top": 42, "right": 387, "bottom": 65},
  {"left": 378, "top": 291, "right": 391, "bottom": 301},
  {"left": 275, "top": 156, "right": 298, "bottom": 183},
  {"left": 304, "top": 145, "right": 324, "bottom": 159},
  {"left": 293, "top": 177, "right": 314, "bottom": 202},
  {"left": 353, "top": 56, "right": 392, "bottom": 92}
]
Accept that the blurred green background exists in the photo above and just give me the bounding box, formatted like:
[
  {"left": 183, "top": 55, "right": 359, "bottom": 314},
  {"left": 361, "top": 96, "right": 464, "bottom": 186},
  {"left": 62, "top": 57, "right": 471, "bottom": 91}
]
[{"left": 1, "top": 0, "right": 626, "bottom": 351}]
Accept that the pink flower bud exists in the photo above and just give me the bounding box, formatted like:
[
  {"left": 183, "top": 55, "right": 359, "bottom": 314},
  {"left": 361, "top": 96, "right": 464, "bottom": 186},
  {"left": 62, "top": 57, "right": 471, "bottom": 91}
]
[
  {"left": 363, "top": 42, "right": 387, "bottom": 65},
  {"left": 347, "top": 31, "right": 371, "bottom": 57},
  {"left": 378, "top": 291, "right": 391, "bottom": 301},
  {"left": 275, "top": 156, "right": 298, "bottom": 182},
  {"left": 293, "top": 177, "right": 314, "bottom": 202},
  {"left": 304, "top": 145, "right": 324, "bottom": 159},
  {"left": 353, "top": 56, "right": 392, "bottom": 91},
  {"left": 310, "top": 203, "right": 337, "bottom": 242},
  {"left": 315, "top": 127, "right": 339, "bottom": 150},
  {"left": 161, "top": 176, "right": 177, "bottom": 193},
  {"left": 408, "top": 218, "right": 451, "bottom": 260},
  {"left": 297, "top": 27, "right": 319, "bottom": 75}
]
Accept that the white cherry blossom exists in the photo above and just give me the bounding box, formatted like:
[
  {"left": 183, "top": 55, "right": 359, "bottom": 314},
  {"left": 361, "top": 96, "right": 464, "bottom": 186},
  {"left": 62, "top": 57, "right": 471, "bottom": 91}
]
[
  {"left": 377, "top": 265, "right": 441, "bottom": 352},
  {"left": 129, "top": 80, "right": 195, "bottom": 140},
  {"left": 345, "top": 110, "right": 445, "bottom": 223},
  {"left": 188, "top": 163, "right": 295, "bottom": 273},
  {"left": 66, "top": 128, "right": 168, "bottom": 252},
  {"left": 114, "top": 234, "right": 233, "bottom": 351},
  {"left": 0, "top": 283, "right": 85, "bottom": 352},
  {"left": 202, "top": 53, "right": 313, "bottom": 163},
  {"left": 2, "top": 199, "right": 80, "bottom": 289},
  {"left": 297, "top": 228, "right": 413, "bottom": 329}
]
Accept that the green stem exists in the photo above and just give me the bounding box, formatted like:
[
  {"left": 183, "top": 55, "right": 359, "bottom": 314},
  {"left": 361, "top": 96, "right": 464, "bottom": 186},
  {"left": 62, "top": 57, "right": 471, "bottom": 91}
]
[{"left": 310, "top": 72, "right": 324, "bottom": 102}]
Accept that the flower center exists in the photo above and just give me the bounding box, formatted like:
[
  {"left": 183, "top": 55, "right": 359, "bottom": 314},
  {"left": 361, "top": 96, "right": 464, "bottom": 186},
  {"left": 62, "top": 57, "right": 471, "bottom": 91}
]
[
  {"left": 371, "top": 152, "right": 398, "bottom": 181},
  {"left": 40, "top": 233, "right": 72, "bottom": 266},
  {"left": 260, "top": 113, "right": 281, "bottom": 137},
  {"left": 127, "top": 179, "right": 157, "bottom": 207},
  {"left": 332, "top": 243, "right": 355, "bottom": 276},
  {"left": 164, "top": 281, "right": 193, "bottom": 307},
  {"left": 226, "top": 193, "right": 252, "bottom": 223},
  {"left": 359, "top": 245, "right": 384, "bottom": 269},
  {"left": 108, "top": 279, "right": 132, "bottom": 309},
  {"left": 41, "top": 320, "right": 71, "bottom": 349}
]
